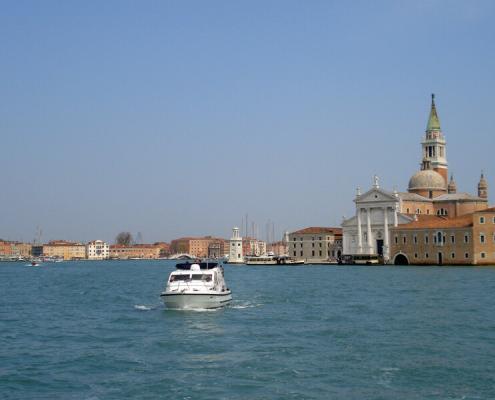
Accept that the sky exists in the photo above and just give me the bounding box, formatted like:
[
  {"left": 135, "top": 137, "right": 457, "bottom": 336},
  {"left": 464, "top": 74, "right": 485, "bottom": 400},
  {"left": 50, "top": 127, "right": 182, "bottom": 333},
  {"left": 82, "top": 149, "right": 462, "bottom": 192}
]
[{"left": 1, "top": 0, "right": 494, "bottom": 244}]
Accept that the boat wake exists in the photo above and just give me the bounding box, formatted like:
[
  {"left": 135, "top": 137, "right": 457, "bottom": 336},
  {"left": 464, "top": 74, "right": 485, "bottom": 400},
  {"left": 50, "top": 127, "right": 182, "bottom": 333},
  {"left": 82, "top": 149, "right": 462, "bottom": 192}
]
[
  {"left": 134, "top": 304, "right": 154, "bottom": 311},
  {"left": 229, "top": 301, "right": 262, "bottom": 309}
]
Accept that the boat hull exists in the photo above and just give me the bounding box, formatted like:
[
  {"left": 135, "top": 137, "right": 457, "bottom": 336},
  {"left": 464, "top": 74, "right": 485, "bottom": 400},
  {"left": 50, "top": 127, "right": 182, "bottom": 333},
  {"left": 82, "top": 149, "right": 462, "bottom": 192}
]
[{"left": 161, "top": 291, "right": 232, "bottom": 309}]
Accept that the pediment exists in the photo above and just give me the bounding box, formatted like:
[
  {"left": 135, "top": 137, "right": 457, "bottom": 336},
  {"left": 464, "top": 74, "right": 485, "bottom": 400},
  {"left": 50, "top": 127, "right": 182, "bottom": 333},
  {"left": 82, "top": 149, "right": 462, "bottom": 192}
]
[{"left": 356, "top": 188, "right": 398, "bottom": 205}]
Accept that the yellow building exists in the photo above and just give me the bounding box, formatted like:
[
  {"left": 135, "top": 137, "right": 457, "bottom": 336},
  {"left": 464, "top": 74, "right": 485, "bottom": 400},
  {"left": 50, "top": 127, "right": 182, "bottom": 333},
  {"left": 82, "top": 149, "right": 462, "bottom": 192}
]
[{"left": 43, "top": 240, "right": 86, "bottom": 260}]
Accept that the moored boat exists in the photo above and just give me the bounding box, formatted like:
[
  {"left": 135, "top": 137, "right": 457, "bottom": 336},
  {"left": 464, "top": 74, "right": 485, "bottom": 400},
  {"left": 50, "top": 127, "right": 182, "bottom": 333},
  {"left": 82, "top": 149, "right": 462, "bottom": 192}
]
[{"left": 161, "top": 261, "right": 232, "bottom": 309}]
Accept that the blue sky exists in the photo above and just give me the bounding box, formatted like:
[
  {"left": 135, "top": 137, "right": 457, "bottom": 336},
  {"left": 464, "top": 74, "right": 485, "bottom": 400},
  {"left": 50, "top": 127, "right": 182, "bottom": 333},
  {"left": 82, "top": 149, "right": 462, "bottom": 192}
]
[{"left": 1, "top": 0, "right": 494, "bottom": 243}]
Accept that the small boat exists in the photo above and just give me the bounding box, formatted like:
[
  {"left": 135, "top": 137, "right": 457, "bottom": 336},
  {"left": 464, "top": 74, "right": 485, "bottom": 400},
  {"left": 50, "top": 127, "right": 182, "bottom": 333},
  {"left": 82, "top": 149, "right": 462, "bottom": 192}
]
[
  {"left": 28, "top": 261, "right": 41, "bottom": 267},
  {"left": 161, "top": 261, "right": 232, "bottom": 309}
]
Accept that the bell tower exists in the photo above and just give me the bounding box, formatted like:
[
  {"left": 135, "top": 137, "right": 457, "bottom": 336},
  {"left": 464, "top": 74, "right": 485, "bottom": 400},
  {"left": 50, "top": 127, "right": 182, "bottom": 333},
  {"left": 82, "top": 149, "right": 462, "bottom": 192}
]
[
  {"left": 421, "top": 94, "right": 448, "bottom": 184},
  {"left": 478, "top": 172, "right": 488, "bottom": 199}
]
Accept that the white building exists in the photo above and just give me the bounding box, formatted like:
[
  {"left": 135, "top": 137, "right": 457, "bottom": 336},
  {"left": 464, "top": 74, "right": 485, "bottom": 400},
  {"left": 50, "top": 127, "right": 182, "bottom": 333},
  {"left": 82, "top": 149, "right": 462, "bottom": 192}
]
[
  {"left": 229, "top": 227, "right": 243, "bottom": 263},
  {"left": 86, "top": 240, "right": 110, "bottom": 260},
  {"left": 342, "top": 177, "right": 413, "bottom": 263}
]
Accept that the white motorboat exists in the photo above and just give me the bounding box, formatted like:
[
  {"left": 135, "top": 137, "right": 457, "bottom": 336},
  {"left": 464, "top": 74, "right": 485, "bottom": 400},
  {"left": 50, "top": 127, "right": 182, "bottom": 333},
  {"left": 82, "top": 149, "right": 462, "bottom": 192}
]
[{"left": 161, "top": 261, "right": 232, "bottom": 309}]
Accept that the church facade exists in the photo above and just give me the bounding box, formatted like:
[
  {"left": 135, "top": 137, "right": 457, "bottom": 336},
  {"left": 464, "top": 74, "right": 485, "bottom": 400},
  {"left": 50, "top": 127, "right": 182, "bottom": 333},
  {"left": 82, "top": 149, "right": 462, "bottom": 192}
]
[{"left": 342, "top": 177, "right": 413, "bottom": 263}]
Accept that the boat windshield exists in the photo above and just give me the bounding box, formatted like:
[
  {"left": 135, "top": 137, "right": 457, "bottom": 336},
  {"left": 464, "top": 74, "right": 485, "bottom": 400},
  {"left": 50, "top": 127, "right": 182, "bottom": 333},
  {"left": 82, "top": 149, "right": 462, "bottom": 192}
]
[
  {"left": 192, "top": 274, "right": 212, "bottom": 281},
  {"left": 170, "top": 274, "right": 190, "bottom": 282}
]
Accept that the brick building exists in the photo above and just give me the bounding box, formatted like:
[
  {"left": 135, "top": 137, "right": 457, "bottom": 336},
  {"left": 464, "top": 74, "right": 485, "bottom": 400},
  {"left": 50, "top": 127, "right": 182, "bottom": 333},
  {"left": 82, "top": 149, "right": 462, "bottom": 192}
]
[{"left": 390, "top": 207, "right": 495, "bottom": 265}]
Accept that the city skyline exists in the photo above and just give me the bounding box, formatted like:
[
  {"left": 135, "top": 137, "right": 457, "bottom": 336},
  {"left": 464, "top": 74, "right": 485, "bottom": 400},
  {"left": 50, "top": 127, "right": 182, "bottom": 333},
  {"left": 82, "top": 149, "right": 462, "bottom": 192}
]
[{"left": 1, "top": 1, "right": 494, "bottom": 243}]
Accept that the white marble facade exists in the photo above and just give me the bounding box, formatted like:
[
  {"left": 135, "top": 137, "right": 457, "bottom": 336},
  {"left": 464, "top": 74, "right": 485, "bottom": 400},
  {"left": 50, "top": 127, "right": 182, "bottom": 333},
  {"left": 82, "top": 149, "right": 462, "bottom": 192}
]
[{"left": 342, "top": 177, "right": 413, "bottom": 262}]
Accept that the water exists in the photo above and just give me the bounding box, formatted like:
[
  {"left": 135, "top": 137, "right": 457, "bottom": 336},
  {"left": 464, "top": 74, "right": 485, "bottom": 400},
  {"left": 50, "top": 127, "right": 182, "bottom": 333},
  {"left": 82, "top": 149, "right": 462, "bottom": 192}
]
[{"left": 1, "top": 261, "right": 495, "bottom": 399}]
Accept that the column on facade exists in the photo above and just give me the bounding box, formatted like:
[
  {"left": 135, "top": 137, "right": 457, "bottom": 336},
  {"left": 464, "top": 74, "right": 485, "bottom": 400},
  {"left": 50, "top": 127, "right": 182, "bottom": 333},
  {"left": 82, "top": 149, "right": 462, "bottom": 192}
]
[
  {"left": 366, "top": 208, "right": 373, "bottom": 253},
  {"left": 393, "top": 205, "right": 398, "bottom": 227},
  {"left": 357, "top": 208, "right": 363, "bottom": 254},
  {"left": 383, "top": 206, "right": 390, "bottom": 261}
]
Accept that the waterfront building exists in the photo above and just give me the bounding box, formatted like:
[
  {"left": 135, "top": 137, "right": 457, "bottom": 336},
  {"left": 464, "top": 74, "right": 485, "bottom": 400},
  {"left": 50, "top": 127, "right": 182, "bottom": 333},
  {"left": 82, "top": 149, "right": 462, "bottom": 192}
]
[
  {"left": 288, "top": 227, "right": 342, "bottom": 263},
  {"left": 11, "top": 242, "right": 32, "bottom": 258},
  {"left": 342, "top": 177, "right": 413, "bottom": 263},
  {"left": 43, "top": 240, "right": 86, "bottom": 260},
  {"left": 109, "top": 244, "right": 162, "bottom": 259},
  {"left": 390, "top": 207, "right": 495, "bottom": 265},
  {"left": 0, "top": 240, "right": 11, "bottom": 256},
  {"left": 153, "top": 242, "right": 171, "bottom": 257},
  {"left": 269, "top": 239, "right": 289, "bottom": 256},
  {"left": 398, "top": 95, "right": 488, "bottom": 217},
  {"left": 0, "top": 241, "right": 32, "bottom": 258},
  {"left": 86, "top": 240, "right": 110, "bottom": 260},
  {"left": 229, "top": 227, "right": 243, "bottom": 263},
  {"left": 243, "top": 237, "right": 267, "bottom": 257},
  {"left": 170, "top": 236, "right": 228, "bottom": 258}
]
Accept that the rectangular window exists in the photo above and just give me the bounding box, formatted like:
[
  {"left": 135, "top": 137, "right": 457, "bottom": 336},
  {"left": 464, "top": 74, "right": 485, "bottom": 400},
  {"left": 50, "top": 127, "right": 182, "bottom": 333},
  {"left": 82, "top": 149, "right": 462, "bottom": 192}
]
[
  {"left": 465, "top": 253, "right": 469, "bottom": 259},
  {"left": 481, "top": 252, "right": 486, "bottom": 259},
  {"left": 464, "top": 234, "right": 469, "bottom": 244},
  {"left": 425, "top": 253, "right": 429, "bottom": 259},
  {"left": 480, "top": 217, "right": 485, "bottom": 224},
  {"left": 403, "top": 236, "right": 407, "bottom": 244},
  {"left": 319, "top": 251, "right": 322, "bottom": 257},
  {"left": 395, "top": 236, "right": 398, "bottom": 244},
  {"left": 451, "top": 235, "right": 455, "bottom": 244},
  {"left": 425, "top": 235, "right": 429, "bottom": 244},
  {"left": 300, "top": 251, "right": 303, "bottom": 257},
  {"left": 293, "top": 251, "right": 296, "bottom": 257},
  {"left": 414, "top": 235, "right": 418, "bottom": 244},
  {"left": 414, "top": 253, "right": 418, "bottom": 258},
  {"left": 312, "top": 250, "right": 315, "bottom": 257},
  {"left": 451, "top": 253, "right": 455, "bottom": 259},
  {"left": 480, "top": 234, "right": 485, "bottom": 244}
]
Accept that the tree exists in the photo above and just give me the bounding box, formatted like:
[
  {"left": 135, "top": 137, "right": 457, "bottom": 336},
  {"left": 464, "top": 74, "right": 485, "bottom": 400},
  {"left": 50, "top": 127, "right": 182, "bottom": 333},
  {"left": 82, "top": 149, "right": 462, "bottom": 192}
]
[{"left": 115, "top": 232, "right": 133, "bottom": 246}]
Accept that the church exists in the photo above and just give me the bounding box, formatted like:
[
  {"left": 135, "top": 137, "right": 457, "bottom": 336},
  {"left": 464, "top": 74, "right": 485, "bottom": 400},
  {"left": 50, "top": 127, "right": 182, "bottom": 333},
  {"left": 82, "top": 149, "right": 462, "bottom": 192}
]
[
  {"left": 398, "top": 94, "right": 488, "bottom": 217},
  {"left": 342, "top": 95, "right": 489, "bottom": 263}
]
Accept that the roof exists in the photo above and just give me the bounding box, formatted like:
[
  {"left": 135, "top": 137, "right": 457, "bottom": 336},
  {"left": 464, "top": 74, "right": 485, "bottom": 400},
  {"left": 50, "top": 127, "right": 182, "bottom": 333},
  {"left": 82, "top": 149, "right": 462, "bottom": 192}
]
[
  {"left": 394, "top": 214, "right": 473, "bottom": 230},
  {"left": 398, "top": 192, "right": 431, "bottom": 202},
  {"left": 426, "top": 94, "right": 441, "bottom": 131},
  {"left": 408, "top": 169, "right": 446, "bottom": 191},
  {"left": 110, "top": 244, "right": 160, "bottom": 249},
  {"left": 433, "top": 192, "right": 486, "bottom": 202},
  {"left": 291, "top": 227, "right": 342, "bottom": 235},
  {"left": 476, "top": 206, "right": 495, "bottom": 213}
]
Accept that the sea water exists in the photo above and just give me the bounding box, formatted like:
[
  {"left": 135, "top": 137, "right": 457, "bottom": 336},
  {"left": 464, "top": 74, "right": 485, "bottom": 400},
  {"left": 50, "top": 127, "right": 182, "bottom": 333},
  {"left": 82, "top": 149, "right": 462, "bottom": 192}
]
[{"left": 1, "top": 261, "right": 495, "bottom": 399}]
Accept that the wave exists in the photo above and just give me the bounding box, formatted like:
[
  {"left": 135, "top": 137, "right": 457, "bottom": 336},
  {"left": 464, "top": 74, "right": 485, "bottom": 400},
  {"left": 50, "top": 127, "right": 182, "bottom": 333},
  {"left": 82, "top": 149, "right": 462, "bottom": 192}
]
[
  {"left": 229, "top": 301, "right": 262, "bottom": 309},
  {"left": 134, "top": 305, "right": 153, "bottom": 311}
]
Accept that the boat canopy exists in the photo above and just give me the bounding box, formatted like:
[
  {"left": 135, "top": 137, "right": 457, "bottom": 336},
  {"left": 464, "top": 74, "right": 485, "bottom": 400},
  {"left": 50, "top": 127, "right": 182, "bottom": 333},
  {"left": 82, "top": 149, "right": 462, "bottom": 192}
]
[{"left": 176, "top": 262, "right": 219, "bottom": 270}]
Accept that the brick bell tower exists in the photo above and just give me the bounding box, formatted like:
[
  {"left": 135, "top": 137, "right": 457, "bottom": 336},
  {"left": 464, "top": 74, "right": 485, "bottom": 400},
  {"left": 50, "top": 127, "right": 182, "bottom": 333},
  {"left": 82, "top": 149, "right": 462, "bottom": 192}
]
[{"left": 421, "top": 94, "right": 448, "bottom": 184}]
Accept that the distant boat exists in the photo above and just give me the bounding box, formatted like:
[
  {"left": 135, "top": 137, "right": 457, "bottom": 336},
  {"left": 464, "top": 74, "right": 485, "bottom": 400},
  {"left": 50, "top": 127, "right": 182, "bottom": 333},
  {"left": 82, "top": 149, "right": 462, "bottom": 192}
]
[
  {"left": 28, "top": 261, "right": 41, "bottom": 267},
  {"left": 245, "top": 255, "right": 305, "bottom": 265}
]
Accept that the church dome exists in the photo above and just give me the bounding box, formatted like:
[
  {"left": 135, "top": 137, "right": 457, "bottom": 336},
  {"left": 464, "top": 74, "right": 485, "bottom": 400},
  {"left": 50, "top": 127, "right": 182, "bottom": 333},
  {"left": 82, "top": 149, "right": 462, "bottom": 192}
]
[{"left": 408, "top": 170, "right": 446, "bottom": 191}]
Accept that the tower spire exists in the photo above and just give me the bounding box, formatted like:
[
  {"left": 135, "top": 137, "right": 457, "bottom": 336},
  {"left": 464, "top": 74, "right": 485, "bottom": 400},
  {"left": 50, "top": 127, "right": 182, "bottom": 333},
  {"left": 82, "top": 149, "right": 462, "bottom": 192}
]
[{"left": 427, "top": 93, "right": 441, "bottom": 131}]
